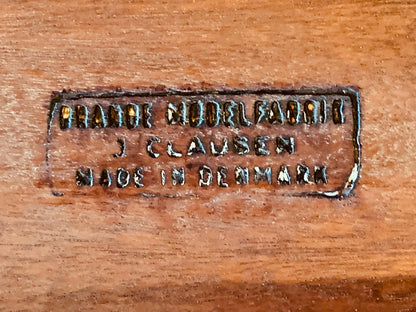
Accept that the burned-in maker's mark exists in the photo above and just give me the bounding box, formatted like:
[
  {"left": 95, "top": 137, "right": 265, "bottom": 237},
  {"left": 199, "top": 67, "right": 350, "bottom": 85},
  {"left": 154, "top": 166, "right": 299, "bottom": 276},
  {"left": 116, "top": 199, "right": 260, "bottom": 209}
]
[{"left": 46, "top": 87, "right": 361, "bottom": 199}]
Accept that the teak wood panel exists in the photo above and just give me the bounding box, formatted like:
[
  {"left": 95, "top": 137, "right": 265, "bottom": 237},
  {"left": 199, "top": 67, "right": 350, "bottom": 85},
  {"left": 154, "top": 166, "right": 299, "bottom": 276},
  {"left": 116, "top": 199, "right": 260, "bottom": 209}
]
[{"left": 0, "top": 0, "right": 415, "bottom": 311}]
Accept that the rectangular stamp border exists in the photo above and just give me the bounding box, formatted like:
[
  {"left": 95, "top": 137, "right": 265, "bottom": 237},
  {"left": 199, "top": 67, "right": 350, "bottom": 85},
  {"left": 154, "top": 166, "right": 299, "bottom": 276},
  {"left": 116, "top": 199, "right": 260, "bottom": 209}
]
[{"left": 46, "top": 86, "right": 361, "bottom": 199}]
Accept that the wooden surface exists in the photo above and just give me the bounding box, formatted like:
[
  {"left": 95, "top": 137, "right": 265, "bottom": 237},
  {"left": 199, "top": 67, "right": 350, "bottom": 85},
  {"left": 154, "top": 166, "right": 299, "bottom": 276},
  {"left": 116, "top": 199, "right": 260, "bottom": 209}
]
[{"left": 1, "top": 0, "right": 416, "bottom": 310}]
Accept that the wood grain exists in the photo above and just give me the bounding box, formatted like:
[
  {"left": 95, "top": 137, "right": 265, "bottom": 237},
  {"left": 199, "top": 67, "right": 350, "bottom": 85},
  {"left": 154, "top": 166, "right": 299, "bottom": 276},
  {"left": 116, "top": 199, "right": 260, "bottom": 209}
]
[{"left": 0, "top": 0, "right": 415, "bottom": 310}]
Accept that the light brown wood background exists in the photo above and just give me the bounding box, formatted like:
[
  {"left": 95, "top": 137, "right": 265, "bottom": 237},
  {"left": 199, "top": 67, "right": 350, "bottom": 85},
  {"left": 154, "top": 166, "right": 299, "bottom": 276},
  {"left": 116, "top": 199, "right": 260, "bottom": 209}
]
[{"left": 1, "top": 0, "right": 415, "bottom": 310}]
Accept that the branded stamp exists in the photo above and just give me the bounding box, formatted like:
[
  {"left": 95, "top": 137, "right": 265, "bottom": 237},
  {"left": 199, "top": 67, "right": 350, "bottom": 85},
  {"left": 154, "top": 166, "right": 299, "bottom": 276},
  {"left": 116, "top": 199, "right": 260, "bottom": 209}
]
[{"left": 46, "top": 87, "right": 361, "bottom": 198}]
